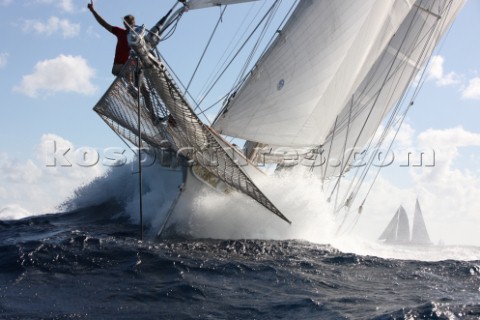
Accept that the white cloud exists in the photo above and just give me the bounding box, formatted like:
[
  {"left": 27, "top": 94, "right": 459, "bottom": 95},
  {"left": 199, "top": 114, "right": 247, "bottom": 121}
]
[
  {"left": 14, "top": 54, "right": 97, "bottom": 97},
  {"left": 0, "top": 134, "right": 105, "bottom": 217},
  {"left": 413, "top": 126, "right": 480, "bottom": 188},
  {"left": 0, "top": 52, "right": 8, "bottom": 69},
  {"left": 22, "top": 16, "right": 80, "bottom": 38},
  {"left": 406, "top": 127, "right": 480, "bottom": 244},
  {"left": 0, "top": 0, "right": 12, "bottom": 6},
  {"left": 34, "top": 0, "right": 74, "bottom": 12},
  {"left": 427, "top": 55, "right": 460, "bottom": 87},
  {"left": 461, "top": 77, "right": 480, "bottom": 100}
]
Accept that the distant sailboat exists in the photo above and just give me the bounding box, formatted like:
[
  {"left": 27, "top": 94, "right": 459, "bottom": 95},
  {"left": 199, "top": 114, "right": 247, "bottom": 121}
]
[{"left": 379, "top": 199, "right": 431, "bottom": 245}]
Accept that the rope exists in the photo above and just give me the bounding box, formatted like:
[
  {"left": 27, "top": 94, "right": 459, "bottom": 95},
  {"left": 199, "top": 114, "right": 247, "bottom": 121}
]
[
  {"left": 195, "top": 1, "right": 283, "bottom": 108},
  {"left": 355, "top": 0, "right": 455, "bottom": 211},
  {"left": 327, "top": 2, "right": 425, "bottom": 205},
  {"left": 335, "top": 0, "right": 456, "bottom": 236},
  {"left": 184, "top": 5, "right": 228, "bottom": 96}
]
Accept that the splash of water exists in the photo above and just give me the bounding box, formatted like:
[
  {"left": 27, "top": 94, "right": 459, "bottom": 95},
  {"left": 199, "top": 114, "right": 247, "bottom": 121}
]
[{"left": 60, "top": 162, "right": 480, "bottom": 261}]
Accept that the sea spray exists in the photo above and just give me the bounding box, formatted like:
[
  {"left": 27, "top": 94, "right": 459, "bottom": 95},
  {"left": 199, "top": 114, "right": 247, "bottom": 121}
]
[
  {"left": 58, "top": 161, "right": 480, "bottom": 261},
  {"left": 160, "top": 167, "right": 337, "bottom": 242},
  {"left": 61, "top": 160, "right": 338, "bottom": 242}
]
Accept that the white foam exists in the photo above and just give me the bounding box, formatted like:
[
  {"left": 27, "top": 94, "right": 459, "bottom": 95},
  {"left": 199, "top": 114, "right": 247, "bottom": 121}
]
[
  {"left": 159, "top": 168, "right": 336, "bottom": 242},
  {"left": 62, "top": 161, "right": 480, "bottom": 261},
  {"left": 332, "top": 235, "right": 480, "bottom": 261},
  {"left": 0, "top": 204, "right": 32, "bottom": 220}
]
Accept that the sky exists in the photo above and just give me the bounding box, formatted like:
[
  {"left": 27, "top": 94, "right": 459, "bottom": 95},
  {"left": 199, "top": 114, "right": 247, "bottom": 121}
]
[{"left": 0, "top": 0, "right": 480, "bottom": 246}]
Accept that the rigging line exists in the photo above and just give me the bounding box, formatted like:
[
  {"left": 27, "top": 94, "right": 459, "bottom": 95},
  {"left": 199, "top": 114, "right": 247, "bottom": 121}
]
[
  {"left": 326, "top": 3, "right": 425, "bottom": 206},
  {"left": 357, "top": 102, "right": 414, "bottom": 211},
  {"left": 342, "top": 76, "right": 414, "bottom": 208},
  {"left": 356, "top": 3, "right": 453, "bottom": 211},
  {"left": 321, "top": 116, "right": 338, "bottom": 183},
  {"left": 197, "top": 1, "right": 267, "bottom": 98},
  {"left": 425, "top": 0, "right": 455, "bottom": 61},
  {"left": 329, "top": 2, "right": 437, "bottom": 134},
  {"left": 195, "top": 1, "right": 282, "bottom": 108},
  {"left": 233, "top": 1, "right": 281, "bottom": 86},
  {"left": 359, "top": 0, "right": 447, "bottom": 112},
  {"left": 158, "top": 54, "right": 212, "bottom": 124},
  {"left": 200, "top": 3, "right": 280, "bottom": 108},
  {"left": 338, "top": 210, "right": 361, "bottom": 237},
  {"left": 351, "top": 8, "right": 451, "bottom": 225},
  {"left": 157, "top": 1, "right": 184, "bottom": 41},
  {"left": 353, "top": 0, "right": 443, "bottom": 189},
  {"left": 335, "top": 206, "right": 352, "bottom": 236},
  {"left": 185, "top": 5, "right": 228, "bottom": 97},
  {"left": 332, "top": 96, "right": 354, "bottom": 213},
  {"left": 135, "top": 57, "right": 144, "bottom": 242},
  {"left": 228, "top": 0, "right": 298, "bottom": 98},
  {"left": 196, "top": 91, "right": 231, "bottom": 117},
  {"left": 256, "top": 0, "right": 297, "bottom": 59},
  {"left": 344, "top": 82, "right": 416, "bottom": 212},
  {"left": 159, "top": 15, "right": 181, "bottom": 41},
  {"left": 228, "top": 0, "right": 297, "bottom": 94},
  {"left": 117, "top": 128, "right": 140, "bottom": 156}
]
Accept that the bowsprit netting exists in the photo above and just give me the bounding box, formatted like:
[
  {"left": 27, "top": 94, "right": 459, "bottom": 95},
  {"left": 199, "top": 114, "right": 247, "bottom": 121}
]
[
  {"left": 93, "top": 59, "right": 173, "bottom": 150},
  {"left": 93, "top": 57, "right": 290, "bottom": 224}
]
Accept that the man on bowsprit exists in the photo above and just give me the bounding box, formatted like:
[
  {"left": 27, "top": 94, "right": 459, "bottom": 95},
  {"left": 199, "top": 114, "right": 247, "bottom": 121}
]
[
  {"left": 87, "top": 1, "right": 174, "bottom": 124},
  {"left": 87, "top": 1, "right": 173, "bottom": 75},
  {"left": 87, "top": 1, "right": 135, "bottom": 76}
]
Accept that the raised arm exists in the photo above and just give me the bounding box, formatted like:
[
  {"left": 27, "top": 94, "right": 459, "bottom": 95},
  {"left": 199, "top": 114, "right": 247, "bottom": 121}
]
[{"left": 87, "top": 2, "right": 113, "bottom": 33}]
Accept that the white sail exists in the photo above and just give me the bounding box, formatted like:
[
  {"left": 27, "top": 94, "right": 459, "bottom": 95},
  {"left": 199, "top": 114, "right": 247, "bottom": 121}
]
[
  {"left": 411, "top": 199, "right": 431, "bottom": 245},
  {"left": 321, "top": 0, "right": 466, "bottom": 178},
  {"left": 379, "top": 205, "right": 410, "bottom": 243},
  {"left": 378, "top": 207, "right": 401, "bottom": 242},
  {"left": 213, "top": 0, "right": 414, "bottom": 147},
  {"left": 91, "top": 0, "right": 467, "bottom": 230}
]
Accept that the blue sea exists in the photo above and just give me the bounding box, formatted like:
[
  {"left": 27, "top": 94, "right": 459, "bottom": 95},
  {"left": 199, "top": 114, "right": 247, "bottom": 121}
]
[
  {"left": 0, "top": 203, "right": 479, "bottom": 319},
  {"left": 1, "top": 167, "right": 480, "bottom": 319}
]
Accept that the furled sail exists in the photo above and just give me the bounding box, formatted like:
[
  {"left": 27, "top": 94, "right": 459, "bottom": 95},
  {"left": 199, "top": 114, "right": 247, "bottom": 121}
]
[
  {"left": 411, "top": 199, "right": 431, "bottom": 245},
  {"left": 213, "top": 0, "right": 414, "bottom": 147},
  {"left": 184, "top": 0, "right": 259, "bottom": 10},
  {"left": 378, "top": 205, "right": 410, "bottom": 243}
]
